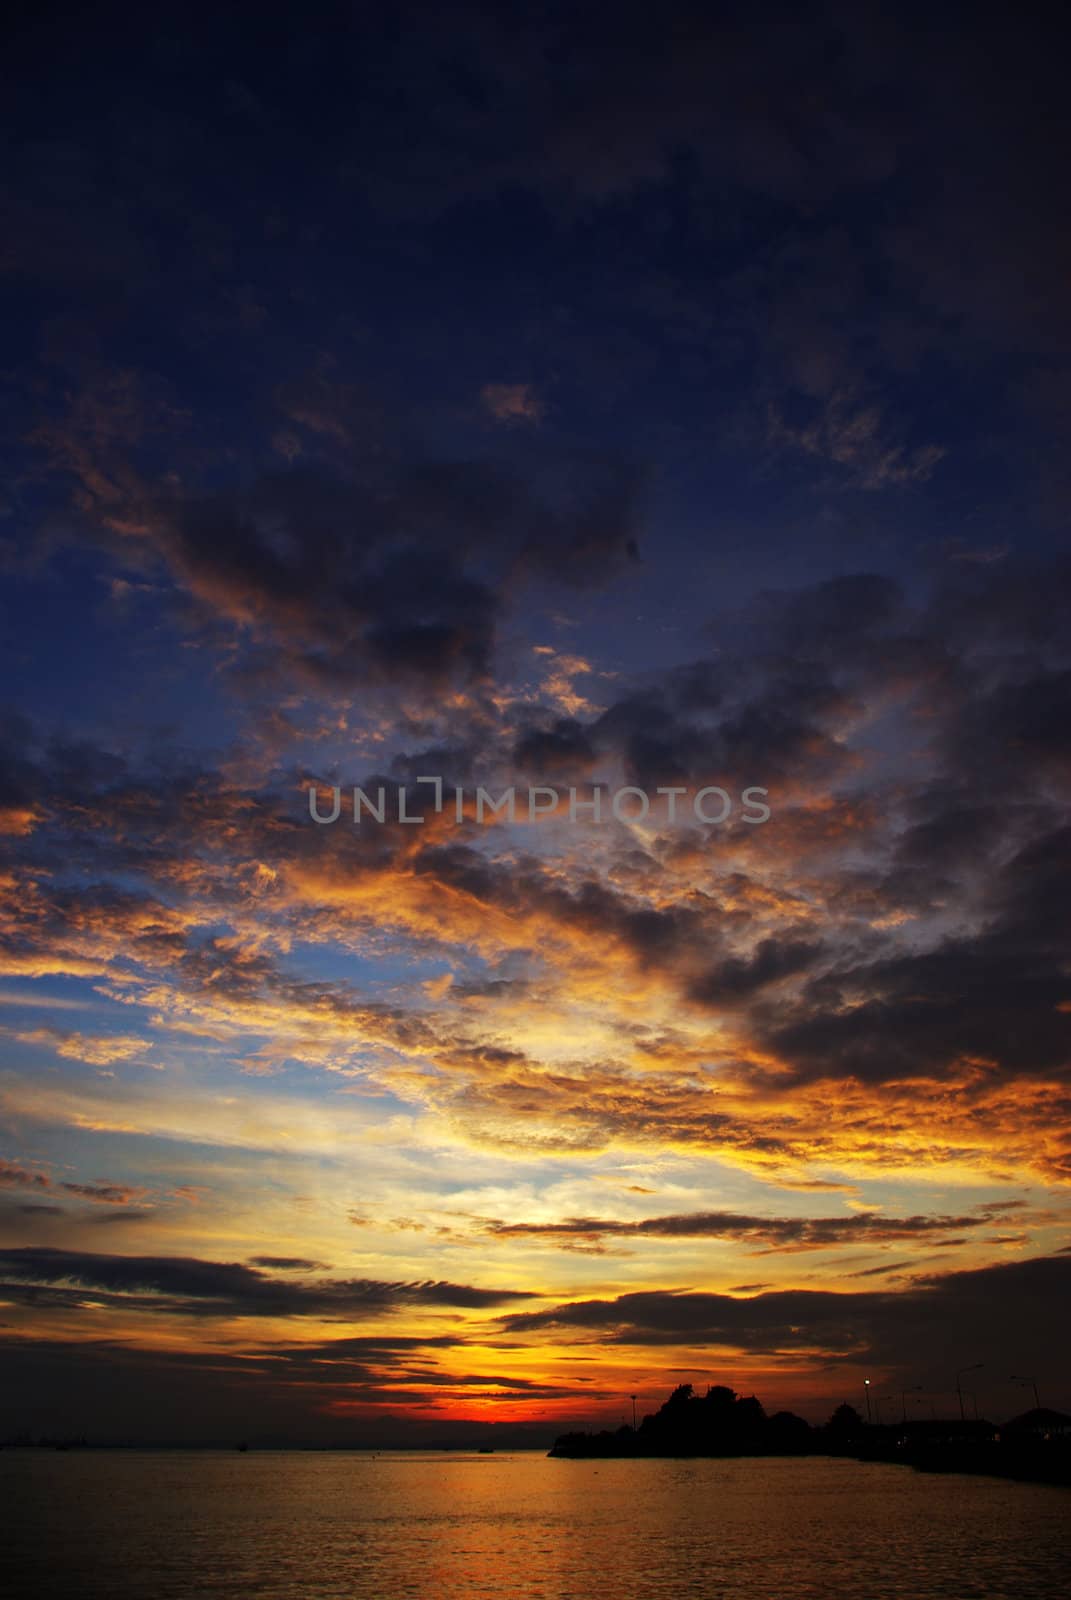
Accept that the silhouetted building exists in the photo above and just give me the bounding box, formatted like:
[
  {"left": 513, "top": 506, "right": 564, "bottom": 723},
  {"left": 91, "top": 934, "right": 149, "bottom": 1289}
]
[{"left": 1002, "top": 1406, "right": 1071, "bottom": 1441}]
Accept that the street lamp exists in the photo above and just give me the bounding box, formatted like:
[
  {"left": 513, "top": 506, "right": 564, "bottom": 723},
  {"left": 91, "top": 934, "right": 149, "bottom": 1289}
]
[
  {"left": 1010, "top": 1374, "right": 1041, "bottom": 1409},
  {"left": 901, "top": 1385, "right": 923, "bottom": 1423},
  {"left": 629, "top": 1394, "right": 638, "bottom": 1431},
  {"left": 864, "top": 1378, "right": 872, "bottom": 1424},
  {"left": 956, "top": 1363, "right": 984, "bottom": 1422}
]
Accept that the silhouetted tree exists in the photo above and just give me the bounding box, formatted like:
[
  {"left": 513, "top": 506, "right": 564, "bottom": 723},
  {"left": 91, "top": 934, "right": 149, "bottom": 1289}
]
[
  {"left": 768, "top": 1410, "right": 813, "bottom": 1454},
  {"left": 820, "top": 1403, "right": 867, "bottom": 1456},
  {"left": 735, "top": 1395, "right": 767, "bottom": 1431},
  {"left": 553, "top": 1381, "right": 813, "bottom": 1458},
  {"left": 826, "top": 1403, "right": 865, "bottom": 1435},
  {"left": 664, "top": 1383, "right": 694, "bottom": 1409},
  {"left": 704, "top": 1385, "right": 737, "bottom": 1410}
]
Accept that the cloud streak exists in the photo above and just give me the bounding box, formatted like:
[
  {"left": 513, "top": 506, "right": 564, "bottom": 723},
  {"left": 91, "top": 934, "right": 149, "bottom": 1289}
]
[{"left": 0, "top": 1248, "right": 536, "bottom": 1319}]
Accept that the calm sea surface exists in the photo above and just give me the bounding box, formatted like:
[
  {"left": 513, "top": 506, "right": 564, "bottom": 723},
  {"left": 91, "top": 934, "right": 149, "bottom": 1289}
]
[{"left": 4, "top": 1450, "right": 1069, "bottom": 1600}]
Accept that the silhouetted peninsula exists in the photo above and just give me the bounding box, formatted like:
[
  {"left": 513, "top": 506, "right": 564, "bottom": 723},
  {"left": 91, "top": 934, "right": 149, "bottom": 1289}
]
[
  {"left": 550, "top": 1386, "right": 1071, "bottom": 1484},
  {"left": 550, "top": 1383, "right": 813, "bottom": 1459}
]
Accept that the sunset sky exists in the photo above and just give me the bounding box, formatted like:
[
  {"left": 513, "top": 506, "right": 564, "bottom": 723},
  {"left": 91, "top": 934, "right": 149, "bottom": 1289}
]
[{"left": 2, "top": 3, "right": 1070, "bottom": 1444}]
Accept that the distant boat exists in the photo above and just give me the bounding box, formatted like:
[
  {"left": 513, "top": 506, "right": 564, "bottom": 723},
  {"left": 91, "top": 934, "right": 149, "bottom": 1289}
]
[
  {"left": 478, "top": 1446, "right": 495, "bottom": 1454},
  {"left": 236, "top": 1441, "right": 249, "bottom": 1452}
]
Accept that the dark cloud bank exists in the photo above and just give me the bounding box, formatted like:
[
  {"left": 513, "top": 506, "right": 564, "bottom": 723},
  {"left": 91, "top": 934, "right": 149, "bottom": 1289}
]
[{"left": 1, "top": 1249, "right": 1068, "bottom": 1442}]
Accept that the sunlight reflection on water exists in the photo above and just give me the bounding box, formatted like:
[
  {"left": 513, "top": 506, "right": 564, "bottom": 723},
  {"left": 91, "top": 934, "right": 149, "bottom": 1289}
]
[{"left": 5, "top": 1450, "right": 1070, "bottom": 1599}]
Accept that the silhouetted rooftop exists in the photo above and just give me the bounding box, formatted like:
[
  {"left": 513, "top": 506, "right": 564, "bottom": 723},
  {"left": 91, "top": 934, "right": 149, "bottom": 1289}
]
[{"left": 1004, "top": 1407, "right": 1071, "bottom": 1433}]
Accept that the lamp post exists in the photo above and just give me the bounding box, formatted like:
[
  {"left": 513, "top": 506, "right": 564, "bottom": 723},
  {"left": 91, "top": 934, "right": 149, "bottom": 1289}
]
[
  {"left": 1010, "top": 1374, "right": 1041, "bottom": 1409},
  {"left": 864, "top": 1378, "right": 872, "bottom": 1424},
  {"left": 630, "top": 1394, "right": 638, "bottom": 1431},
  {"left": 901, "top": 1385, "right": 923, "bottom": 1423},
  {"left": 956, "top": 1362, "right": 984, "bottom": 1422}
]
